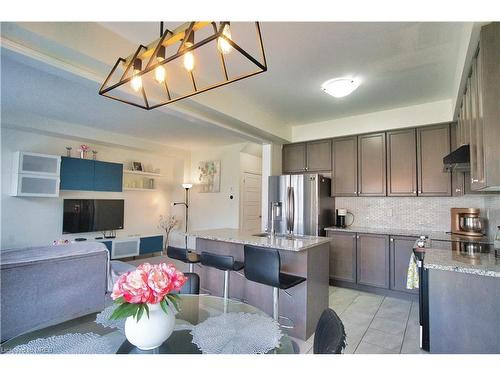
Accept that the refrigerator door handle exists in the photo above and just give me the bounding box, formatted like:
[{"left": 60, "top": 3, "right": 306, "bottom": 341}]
[
  {"left": 289, "top": 186, "right": 295, "bottom": 234},
  {"left": 286, "top": 186, "right": 291, "bottom": 233}
]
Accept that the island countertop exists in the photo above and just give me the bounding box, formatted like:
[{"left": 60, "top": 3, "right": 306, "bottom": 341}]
[
  {"left": 187, "top": 228, "right": 330, "bottom": 251},
  {"left": 423, "top": 241, "right": 500, "bottom": 278}
]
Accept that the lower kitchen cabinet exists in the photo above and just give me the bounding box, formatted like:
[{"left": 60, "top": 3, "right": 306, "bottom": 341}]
[
  {"left": 327, "top": 231, "right": 357, "bottom": 283},
  {"left": 389, "top": 236, "right": 419, "bottom": 295},
  {"left": 356, "top": 233, "right": 390, "bottom": 288}
]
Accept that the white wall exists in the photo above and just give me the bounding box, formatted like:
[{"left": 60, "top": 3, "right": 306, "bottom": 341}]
[
  {"left": 292, "top": 99, "right": 453, "bottom": 142},
  {"left": 1, "top": 128, "right": 189, "bottom": 249},
  {"left": 187, "top": 143, "right": 262, "bottom": 233}
]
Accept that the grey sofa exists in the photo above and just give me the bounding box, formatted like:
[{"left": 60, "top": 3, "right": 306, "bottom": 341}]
[{"left": 1, "top": 242, "right": 108, "bottom": 342}]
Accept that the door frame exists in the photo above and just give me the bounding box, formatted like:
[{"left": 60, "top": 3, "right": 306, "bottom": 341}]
[{"left": 239, "top": 170, "right": 262, "bottom": 232}]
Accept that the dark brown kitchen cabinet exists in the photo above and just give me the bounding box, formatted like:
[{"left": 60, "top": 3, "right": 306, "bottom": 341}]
[
  {"left": 387, "top": 129, "right": 417, "bottom": 196},
  {"left": 358, "top": 132, "right": 386, "bottom": 196},
  {"left": 416, "top": 124, "right": 452, "bottom": 196},
  {"left": 389, "top": 236, "right": 419, "bottom": 295},
  {"left": 282, "top": 143, "right": 306, "bottom": 173},
  {"left": 282, "top": 140, "right": 332, "bottom": 173},
  {"left": 356, "top": 233, "right": 390, "bottom": 289},
  {"left": 327, "top": 231, "right": 357, "bottom": 283},
  {"left": 331, "top": 136, "right": 358, "bottom": 196},
  {"left": 306, "top": 139, "right": 332, "bottom": 172}
]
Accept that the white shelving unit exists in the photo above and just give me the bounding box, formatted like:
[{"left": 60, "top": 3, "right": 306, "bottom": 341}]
[
  {"left": 123, "top": 169, "right": 162, "bottom": 177},
  {"left": 122, "top": 168, "right": 161, "bottom": 191},
  {"left": 11, "top": 152, "right": 61, "bottom": 197}
]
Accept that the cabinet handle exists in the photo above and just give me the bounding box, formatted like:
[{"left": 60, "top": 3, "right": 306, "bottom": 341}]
[
  {"left": 390, "top": 238, "right": 394, "bottom": 242},
  {"left": 418, "top": 190, "right": 422, "bottom": 194},
  {"left": 352, "top": 235, "right": 356, "bottom": 238},
  {"left": 412, "top": 191, "right": 416, "bottom": 194},
  {"left": 455, "top": 188, "right": 461, "bottom": 193},
  {"left": 471, "top": 178, "right": 479, "bottom": 183},
  {"left": 356, "top": 235, "right": 360, "bottom": 239}
]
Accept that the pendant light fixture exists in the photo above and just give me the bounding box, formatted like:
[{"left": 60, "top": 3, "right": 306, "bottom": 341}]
[{"left": 99, "top": 22, "right": 267, "bottom": 110}]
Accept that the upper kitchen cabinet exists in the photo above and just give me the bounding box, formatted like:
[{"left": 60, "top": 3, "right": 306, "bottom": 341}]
[
  {"left": 417, "top": 124, "right": 451, "bottom": 196},
  {"left": 387, "top": 129, "right": 417, "bottom": 196},
  {"left": 470, "top": 23, "right": 500, "bottom": 191},
  {"left": 357, "top": 132, "right": 386, "bottom": 196},
  {"left": 331, "top": 136, "right": 358, "bottom": 196},
  {"left": 282, "top": 140, "right": 332, "bottom": 173},
  {"left": 282, "top": 143, "right": 306, "bottom": 173},
  {"left": 306, "top": 139, "right": 332, "bottom": 172}
]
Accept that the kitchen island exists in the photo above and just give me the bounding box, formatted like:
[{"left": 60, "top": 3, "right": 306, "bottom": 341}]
[
  {"left": 423, "top": 240, "right": 500, "bottom": 353},
  {"left": 188, "top": 228, "right": 331, "bottom": 340}
]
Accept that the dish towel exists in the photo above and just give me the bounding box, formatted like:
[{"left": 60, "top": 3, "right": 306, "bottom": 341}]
[{"left": 406, "top": 253, "right": 419, "bottom": 290}]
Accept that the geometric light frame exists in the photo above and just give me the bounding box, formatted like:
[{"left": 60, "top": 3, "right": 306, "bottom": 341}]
[{"left": 99, "top": 21, "right": 267, "bottom": 110}]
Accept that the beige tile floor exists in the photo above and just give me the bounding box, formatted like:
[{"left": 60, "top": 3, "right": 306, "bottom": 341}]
[{"left": 293, "top": 286, "right": 426, "bottom": 354}]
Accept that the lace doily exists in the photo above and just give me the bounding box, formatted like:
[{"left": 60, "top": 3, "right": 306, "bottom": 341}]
[
  {"left": 95, "top": 305, "right": 194, "bottom": 332},
  {"left": 7, "top": 333, "right": 112, "bottom": 354},
  {"left": 190, "top": 312, "right": 283, "bottom": 354},
  {"left": 95, "top": 305, "right": 125, "bottom": 332}
]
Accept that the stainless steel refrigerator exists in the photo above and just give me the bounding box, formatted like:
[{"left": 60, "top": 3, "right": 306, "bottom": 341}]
[{"left": 267, "top": 174, "right": 334, "bottom": 236}]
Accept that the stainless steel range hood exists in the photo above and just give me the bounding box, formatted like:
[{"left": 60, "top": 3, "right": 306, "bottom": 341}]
[{"left": 443, "top": 144, "right": 470, "bottom": 172}]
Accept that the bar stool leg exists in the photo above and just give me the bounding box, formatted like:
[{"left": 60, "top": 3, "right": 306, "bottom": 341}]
[
  {"left": 189, "top": 263, "right": 194, "bottom": 273},
  {"left": 223, "top": 270, "right": 230, "bottom": 301},
  {"left": 272, "top": 287, "right": 279, "bottom": 321}
]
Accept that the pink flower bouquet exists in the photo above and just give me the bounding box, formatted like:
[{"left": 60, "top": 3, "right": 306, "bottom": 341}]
[{"left": 110, "top": 262, "right": 187, "bottom": 321}]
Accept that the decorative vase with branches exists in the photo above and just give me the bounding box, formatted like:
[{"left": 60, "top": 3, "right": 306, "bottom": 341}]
[{"left": 158, "top": 215, "right": 179, "bottom": 254}]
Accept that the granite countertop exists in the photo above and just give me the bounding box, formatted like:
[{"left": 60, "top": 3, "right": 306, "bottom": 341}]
[
  {"left": 324, "top": 226, "right": 493, "bottom": 244},
  {"left": 187, "top": 228, "right": 330, "bottom": 251},
  {"left": 423, "top": 241, "right": 500, "bottom": 278}
]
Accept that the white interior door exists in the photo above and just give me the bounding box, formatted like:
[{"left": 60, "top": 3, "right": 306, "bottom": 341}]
[{"left": 240, "top": 172, "right": 262, "bottom": 232}]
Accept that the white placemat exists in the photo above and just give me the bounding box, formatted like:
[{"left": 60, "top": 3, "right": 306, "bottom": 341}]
[
  {"left": 7, "top": 333, "right": 113, "bottom": 354},
  {"left": 190, "top": 312, "right": 283, "bottom": 354}
]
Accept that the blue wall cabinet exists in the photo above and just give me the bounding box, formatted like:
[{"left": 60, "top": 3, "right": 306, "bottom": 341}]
[
  {"left": 60, "top": 157, "right": 95, "bottom": 191},
  {"left": 60, "top": 157, "right": 123, "bottom": 192},
  {"left": 94, "top": 161, "right": 123, "bottom": 192},
  {"left": 139, "top": 235, "right": 163, "bottom": 254}
]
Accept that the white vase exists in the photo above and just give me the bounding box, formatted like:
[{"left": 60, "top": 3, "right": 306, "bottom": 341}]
[{"left": 124, "top": 303, "right": 176, "bottom": 350}]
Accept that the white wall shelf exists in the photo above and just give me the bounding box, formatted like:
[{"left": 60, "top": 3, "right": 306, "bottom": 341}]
[
  {"left": 123, "top": 169, "right": 162, "bottom": 177},
  {"left": 123, "top": 188, "right": 157, "bottom": 192}
]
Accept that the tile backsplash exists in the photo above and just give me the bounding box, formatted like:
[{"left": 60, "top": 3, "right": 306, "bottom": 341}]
[{"left": 336, "top": 195, "right": 500, "bottom": 239}]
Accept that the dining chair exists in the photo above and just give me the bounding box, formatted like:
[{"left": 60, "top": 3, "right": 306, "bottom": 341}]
[{"left": 313, "top": 308, "right": 346, "bottom": 354}]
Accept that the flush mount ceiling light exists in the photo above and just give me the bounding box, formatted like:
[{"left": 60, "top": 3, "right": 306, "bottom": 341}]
[
  {"left": 321, "top": 77, "right": 361, "bottom": 98},
  {"left": 99, "top": 22, "right": 267, "bottom": 110}
]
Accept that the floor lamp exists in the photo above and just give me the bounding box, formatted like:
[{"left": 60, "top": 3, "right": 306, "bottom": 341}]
[{"left": 173, "top": 183, "right": 193, "bottom": 269}]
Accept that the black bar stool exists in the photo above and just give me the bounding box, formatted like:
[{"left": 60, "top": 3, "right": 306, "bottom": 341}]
[
  {"left": 244, "top": 245, "right": 306, "bottom": 326},
  {"left": 166, "top": 246, "right": 201, "bottom": 273},
  {"left": 200, "top": 252, "right": 244, "bottom": 301}
]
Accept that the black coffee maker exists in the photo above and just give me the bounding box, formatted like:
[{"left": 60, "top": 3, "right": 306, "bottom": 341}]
[{"left": 335, "top": 208, "right": 353, "bottom": 228}]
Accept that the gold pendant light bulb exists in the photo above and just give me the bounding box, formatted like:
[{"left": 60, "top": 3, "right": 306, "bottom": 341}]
[
  {"left": 183, "top": 42, "right": 195, "bottom": 71},
  {"left": 131, "top": 69, "right": 142, "bottom": 92},
  {"left": 154, "top": 59, "right": 166, "bottom": 83},
  {"left": 217, "top": 24, "right": 233, "bottom": 54}
]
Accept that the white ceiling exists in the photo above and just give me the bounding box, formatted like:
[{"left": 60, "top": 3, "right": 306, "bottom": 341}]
[
  {"left": 101, "top": 22, "right": 468, "bottom": 126},
  {"left": 1, "top": 49, "right": 252, "bottom": 150},
  {"left": 1, "top": 22, "right": 472, "bottom": 149}
]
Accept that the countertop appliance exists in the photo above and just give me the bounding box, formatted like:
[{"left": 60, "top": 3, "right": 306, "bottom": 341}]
[
  {"left": 267, "top": 174, "right": 334, "bottom": 236},
  {"left": 335, "top": 208, "right": 354, "bottom": 228},
  {"left": 450, "top": 208, "right": 485, "bottom": 237}
]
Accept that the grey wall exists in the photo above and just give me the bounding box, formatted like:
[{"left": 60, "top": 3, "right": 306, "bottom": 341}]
[{"left": 335, "top": 195, "right": 500, "bottom": 239}]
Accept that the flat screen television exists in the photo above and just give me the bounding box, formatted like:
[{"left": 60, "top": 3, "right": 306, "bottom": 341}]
[{"left": 63, "top": 199, "right": 124, "bottom": 234}]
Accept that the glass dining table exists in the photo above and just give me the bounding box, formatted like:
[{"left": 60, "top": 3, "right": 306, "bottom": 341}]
[{"left": 1, "top": 295, "right": 295, "bottom": 354}]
